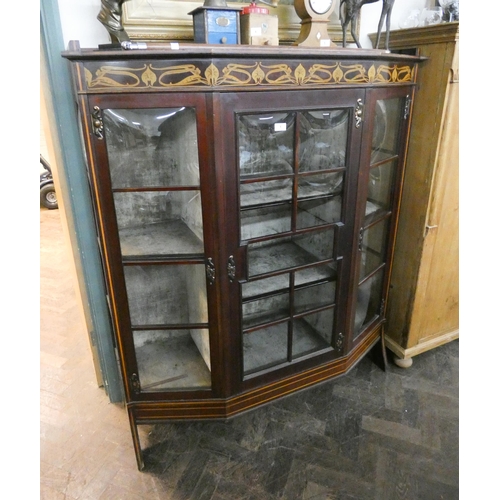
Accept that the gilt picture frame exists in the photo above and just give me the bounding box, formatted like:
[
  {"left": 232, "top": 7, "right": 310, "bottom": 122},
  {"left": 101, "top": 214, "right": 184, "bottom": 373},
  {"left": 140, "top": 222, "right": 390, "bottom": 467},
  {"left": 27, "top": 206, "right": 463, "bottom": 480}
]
[{"left": 121, "top": 0, "right": 359, "bottom": 44}]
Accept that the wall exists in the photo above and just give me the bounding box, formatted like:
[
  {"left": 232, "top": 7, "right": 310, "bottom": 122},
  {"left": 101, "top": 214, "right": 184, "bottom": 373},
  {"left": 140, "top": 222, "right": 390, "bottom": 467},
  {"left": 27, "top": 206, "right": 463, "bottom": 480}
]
[{"left": 55, "top": 0, "right": 436, "bottom": 49}]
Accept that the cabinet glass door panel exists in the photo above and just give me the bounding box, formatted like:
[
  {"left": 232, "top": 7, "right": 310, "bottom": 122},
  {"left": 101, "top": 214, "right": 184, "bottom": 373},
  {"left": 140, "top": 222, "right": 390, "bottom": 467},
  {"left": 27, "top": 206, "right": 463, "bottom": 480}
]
[
  {"left": 242, "top": 264, "right": 336, "bottom": 300},
  {"left": 292, "top": 309, "right": 334, "bottom": 358},
  {"left": 298, "top": 172, "right": 344, "bottom": 199},
  {"left": 240, "top": 178, "right": 293, "bottom": 208},
  {"left": 247, "top": 228, "right": 335, "bottom": 278},
  {"left": 297, "top": 196, "right": 340, "bottom": 229},
  {"left": 243, "top": 323, "right": 289, "bottom": 375},
  {"left": 371, "top": 99, "right": 404, "bottom": 163},
  {"left": 241, "top": 204, "right": 292, "bottom": 240},
  {"left": 294, "top": 279, "right": 336, "bottom": 314},
  {"left": 294, "top": 263, "right": 337, "bottom": 289},
  {"left": 124, "top": 264, "right": 208, "bottom": 326},
  {"left": 103, "top": 107, "right": 200, "bottom": 188},
  {"left": 235, "top": 100, "right": 354, "bottom": 379},
  {"left": 114, "top": 191, "right": 204, "bottom": 257},
  {"left": 133, "top": 329, "right": 211, "bottom": 391},
  {"left": 242, "top": 290, "right": 290, "bottom": 330},
  {"left": 242, "top": 274, "right": 290, "bottom": 300},
  {"left": 238, "top": 113, "right": 295, "bottom": 178},
  {"left": 299, "top": 110, "right": 348, "bottom": 171}
]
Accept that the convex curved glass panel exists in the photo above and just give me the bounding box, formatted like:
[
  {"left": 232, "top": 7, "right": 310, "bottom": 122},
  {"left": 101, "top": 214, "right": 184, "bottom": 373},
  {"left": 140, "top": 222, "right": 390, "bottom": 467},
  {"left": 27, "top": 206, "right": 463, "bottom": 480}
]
[{"left": 354, "top": 97, "right": 403, "bottom": 337}]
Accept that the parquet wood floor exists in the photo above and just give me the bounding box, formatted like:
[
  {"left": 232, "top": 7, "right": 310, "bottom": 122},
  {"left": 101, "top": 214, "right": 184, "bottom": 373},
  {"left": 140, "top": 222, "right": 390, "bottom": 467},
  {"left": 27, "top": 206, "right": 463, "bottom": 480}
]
[{"left": 40, "top": 207, "right": 459, "bottom": 499}]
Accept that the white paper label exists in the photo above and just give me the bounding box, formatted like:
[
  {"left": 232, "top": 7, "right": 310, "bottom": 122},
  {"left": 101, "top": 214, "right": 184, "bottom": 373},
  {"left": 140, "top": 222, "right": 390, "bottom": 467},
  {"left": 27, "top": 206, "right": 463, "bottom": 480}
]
[
  {"left": 320, "top": 39, "right": 331, "bottom": 47},
  {"left": 274, "top": 123, "right": 287, "bottom": 132},
  {"left": 170, "top": 43, "right": 180, "bottom": 50}
]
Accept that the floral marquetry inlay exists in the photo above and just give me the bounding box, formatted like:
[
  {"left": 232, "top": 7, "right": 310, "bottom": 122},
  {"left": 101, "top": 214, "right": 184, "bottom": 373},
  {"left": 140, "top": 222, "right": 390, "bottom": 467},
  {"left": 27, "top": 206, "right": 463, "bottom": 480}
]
[{"left": 82, "top": 60, "right": 414, "bottom": 91}]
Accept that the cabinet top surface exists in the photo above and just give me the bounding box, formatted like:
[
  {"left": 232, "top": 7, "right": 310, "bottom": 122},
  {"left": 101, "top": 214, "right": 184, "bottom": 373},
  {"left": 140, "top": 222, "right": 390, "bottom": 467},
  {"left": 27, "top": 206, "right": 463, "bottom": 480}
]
[{"left": 62, "top": 41, "right": 424, "bottom": 64}]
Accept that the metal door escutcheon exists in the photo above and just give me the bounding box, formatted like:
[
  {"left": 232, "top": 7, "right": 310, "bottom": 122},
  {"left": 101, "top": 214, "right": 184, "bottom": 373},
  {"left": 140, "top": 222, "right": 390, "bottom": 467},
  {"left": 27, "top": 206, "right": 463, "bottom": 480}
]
[
  {"left": 206, "top": 258, "right": 216, "bottom": 285},
  {"left": 227, "top": 255, "right": 236, "bottom": 282},
  {"left": 355, "top": 99, "right": 364, "bottom": 128},
  {"left": 91, "top": 106, "right": 104, "bottom": 139}
]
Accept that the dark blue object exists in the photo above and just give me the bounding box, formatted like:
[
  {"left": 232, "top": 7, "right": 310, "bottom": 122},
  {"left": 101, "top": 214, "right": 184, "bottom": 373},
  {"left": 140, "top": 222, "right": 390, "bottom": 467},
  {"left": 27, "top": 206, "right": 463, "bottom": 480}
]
[{"left": 190, "top": 6, "right": 241, "bottom": 44}]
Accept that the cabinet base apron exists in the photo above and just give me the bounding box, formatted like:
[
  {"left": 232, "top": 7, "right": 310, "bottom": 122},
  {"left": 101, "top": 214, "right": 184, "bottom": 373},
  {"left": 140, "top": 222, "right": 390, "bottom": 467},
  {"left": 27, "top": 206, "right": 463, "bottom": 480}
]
[{"left": 128, "top": 326, "right": 382, "bottom": 470}]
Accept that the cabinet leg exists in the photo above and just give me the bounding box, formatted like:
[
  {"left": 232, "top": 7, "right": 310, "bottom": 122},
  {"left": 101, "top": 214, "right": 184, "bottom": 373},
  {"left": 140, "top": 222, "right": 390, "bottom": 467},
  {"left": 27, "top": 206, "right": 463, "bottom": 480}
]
[
  {"left": 127, "top": 408, "right": 145, "bottom": 471},
  {"left": 380, "top": 323, "right": 388, "bottom": 371},
  {"left": 394, "top": 356, "right": 413, "bottom": 368}
]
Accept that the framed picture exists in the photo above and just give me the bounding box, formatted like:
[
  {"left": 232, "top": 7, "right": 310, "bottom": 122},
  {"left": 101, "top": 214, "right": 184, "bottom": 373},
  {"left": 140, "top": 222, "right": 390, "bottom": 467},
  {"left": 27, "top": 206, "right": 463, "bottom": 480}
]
[{"left": 122, "top": 0, "right": 359, "bottom": 44}]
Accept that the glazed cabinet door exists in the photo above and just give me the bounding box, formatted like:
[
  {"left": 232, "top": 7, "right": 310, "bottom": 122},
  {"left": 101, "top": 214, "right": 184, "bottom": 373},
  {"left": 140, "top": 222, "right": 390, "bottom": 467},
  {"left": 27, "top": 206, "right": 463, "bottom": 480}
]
[
  {"left": 85, "top": 93, "right": 222, "bottom": 401},
  {"left": 350, "top": 86, "right": 413, "bottom": 347},
  {"left": 217, "top": 89, "right": 365, "bottom": 390}
]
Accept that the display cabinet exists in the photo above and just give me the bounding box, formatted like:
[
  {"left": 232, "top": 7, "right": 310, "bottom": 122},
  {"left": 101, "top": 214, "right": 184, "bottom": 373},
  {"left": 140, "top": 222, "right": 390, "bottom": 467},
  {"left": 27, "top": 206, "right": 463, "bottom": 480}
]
[{"left": 63, "top": 42, "right": 422, "bottom": 469}]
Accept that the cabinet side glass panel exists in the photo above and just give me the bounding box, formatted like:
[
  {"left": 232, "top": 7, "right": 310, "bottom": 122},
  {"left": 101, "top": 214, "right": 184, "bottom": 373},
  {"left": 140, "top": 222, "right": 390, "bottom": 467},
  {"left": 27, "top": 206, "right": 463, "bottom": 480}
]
[
  {"left": 103, "top": 106, "right": 212, "bottom": 391},
  {"left": 354, "top": 96, "right": 404, "bottom": 340}
]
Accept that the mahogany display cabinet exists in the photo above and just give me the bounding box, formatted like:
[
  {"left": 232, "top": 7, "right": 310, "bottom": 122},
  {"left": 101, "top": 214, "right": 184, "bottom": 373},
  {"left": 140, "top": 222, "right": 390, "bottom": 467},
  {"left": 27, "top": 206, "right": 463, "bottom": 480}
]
[{"left": 62, "top": 41, "right": 423, "bottom": 469}]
